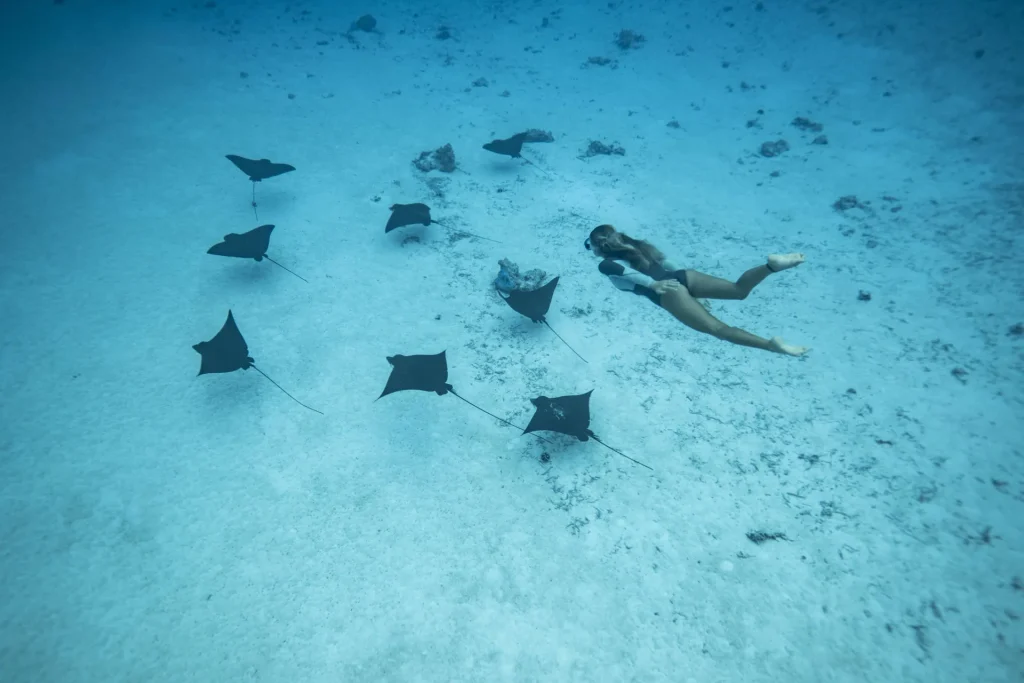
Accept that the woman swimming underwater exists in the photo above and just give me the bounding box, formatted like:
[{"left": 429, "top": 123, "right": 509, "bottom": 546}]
[{"left": 586, "top": 224, "right": 810, "bottom": 357}]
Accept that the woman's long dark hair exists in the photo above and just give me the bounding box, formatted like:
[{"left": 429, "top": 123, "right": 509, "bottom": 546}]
[{"left": 588, "top": 224, "right": 666, "bottom": 273}]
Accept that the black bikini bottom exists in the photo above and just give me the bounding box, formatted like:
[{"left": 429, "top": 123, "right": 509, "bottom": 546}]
[{"left": 636, "top": 269, "right": 689, "bottom": 307}]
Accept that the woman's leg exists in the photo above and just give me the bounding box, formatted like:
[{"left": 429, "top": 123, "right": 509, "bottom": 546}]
[
  {"left": 683, "top": 253, "right": 805, "bottom": 300},
  {"left": 658, "top": 285, "right": 809, "bottom": 356}
]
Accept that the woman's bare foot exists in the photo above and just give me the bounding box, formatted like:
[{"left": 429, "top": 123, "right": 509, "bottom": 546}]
[
  {"left": 767, "top": 253, "right": 805, "bottom": 272},
  {"left": 768, "top": 337, "right": 810, "bottom": 357}
]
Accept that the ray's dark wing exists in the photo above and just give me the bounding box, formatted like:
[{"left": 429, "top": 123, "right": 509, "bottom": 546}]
[
  {"left": 505, "top": 132, "right": 528, "bottom": 156},
  {"left": 226, "top": 155, "right": 295, "bottom": 181},
  {"left": 384, "top": 205, "right": 409, "bottom": 233},
  {"left": 245, "top": 224, "right": 275, "bottom": 258},
  {"left": 503, "top": 276, "right": 558, "bottom": 322},
  {"left": 226, "top": 154, "right": 260, "bottom": 180},
  {"left": 193, "top": 311, "right": 253, "bottom": 375},
  {"left": 209, "top": 311, "right": 249, "bottom": 357},
  {"left": 406, "top": 203, "right": 432, "bottom": 221},
  {"left": 207, "top": 233, "right": 246, "bottom": 257},
  {"left": 207, "top": 224, "right": 275, "bottom": 260},
  {"left": 523, "top": 391, "right": 593, "bottom": 440},
  {"left": 378, "top": 351, "right": 452, "bottom": 397},
  {"left": 483, "top": 139, "right": 514, "bottom": 157},
  {"left": 483, "top": 133, "right": 527, "bottom": 158},
  {"left": 559, "top": 391, "right": 594, "bottom": 438},
  {"left": 258, "top": 160, "right": 296, "bottom": 180},
  {"left": 523, "top": 396, "right": 561, "bottom": 435},
  {"left": 386, "top": 203, "right": 432, "bottom": 233}
]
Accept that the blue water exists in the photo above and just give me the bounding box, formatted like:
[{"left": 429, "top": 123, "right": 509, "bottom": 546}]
[{"left": 0, "top": 0, "right": 1021, "bottom": 681}]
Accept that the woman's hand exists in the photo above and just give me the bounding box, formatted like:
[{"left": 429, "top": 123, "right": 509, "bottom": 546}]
[{"left": 650, "top": 279, "right": 682, "bottom": 295}]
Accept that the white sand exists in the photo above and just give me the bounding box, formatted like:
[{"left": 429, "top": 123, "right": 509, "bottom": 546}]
[{"left": 1, "top": 0, "right": 1021, "bottom": 681}]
